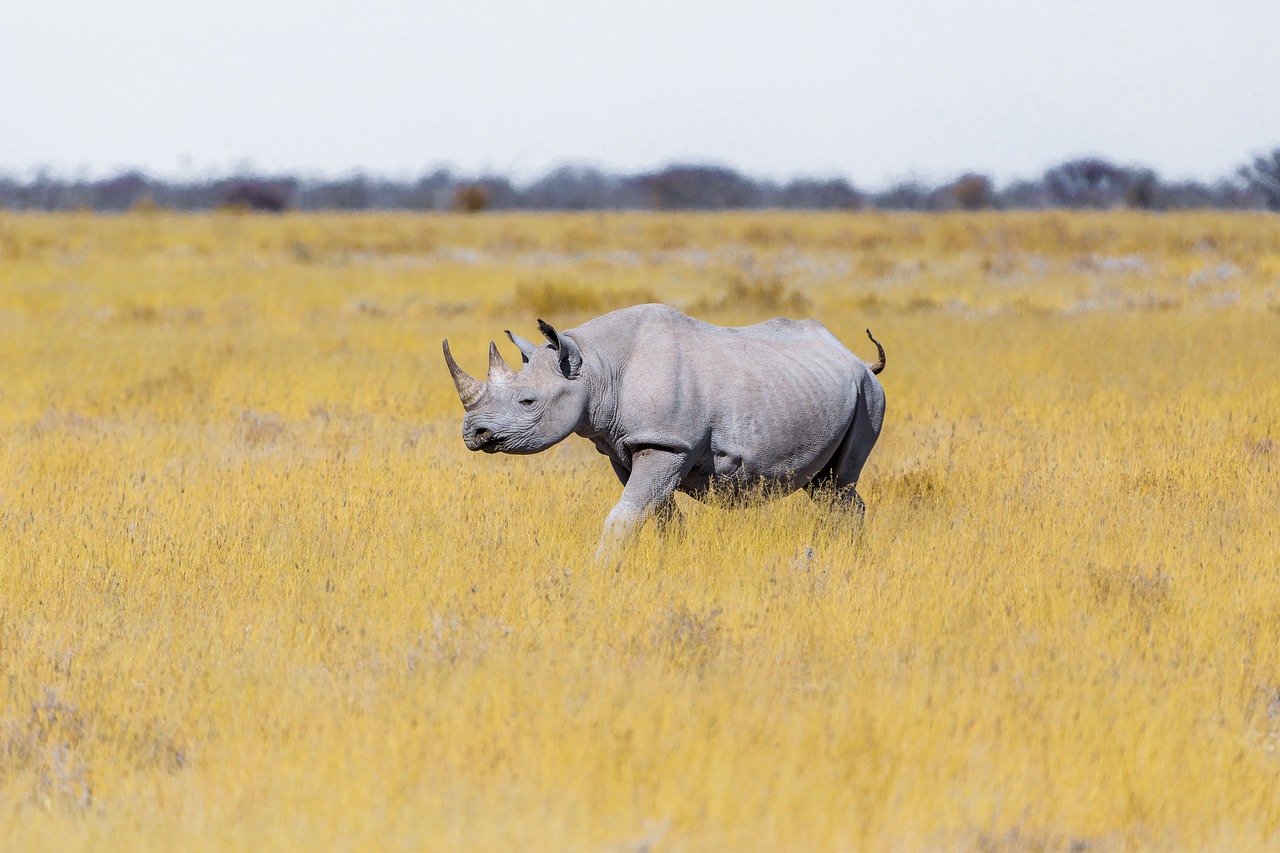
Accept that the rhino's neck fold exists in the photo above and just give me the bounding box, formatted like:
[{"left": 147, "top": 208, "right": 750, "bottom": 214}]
[{"left": 574, "top": 339, "right": 623, "bottom": 444}]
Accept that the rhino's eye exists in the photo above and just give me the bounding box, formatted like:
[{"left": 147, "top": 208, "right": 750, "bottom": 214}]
[{"left": 518, "top": 396, "right": 538, "bottom": 408}]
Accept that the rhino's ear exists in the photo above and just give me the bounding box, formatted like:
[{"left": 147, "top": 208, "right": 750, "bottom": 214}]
[
  {"left": 537, "top": 319, "right": 560, "bottom": 347},
  {"left": 505, "top": 329, "right": 540, "bottom": 364},
  {"left": 537, "top": 319, "right": 583, "bottom": 379}
]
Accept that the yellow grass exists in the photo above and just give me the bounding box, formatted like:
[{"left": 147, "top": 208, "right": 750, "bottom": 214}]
[{"left": 1, "top": 210, "right": 1278, "bottom": 851}]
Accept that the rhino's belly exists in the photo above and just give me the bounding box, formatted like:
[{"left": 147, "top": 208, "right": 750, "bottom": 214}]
[{"left": 678, "top": 429, "right": 842, "bottom": 500}]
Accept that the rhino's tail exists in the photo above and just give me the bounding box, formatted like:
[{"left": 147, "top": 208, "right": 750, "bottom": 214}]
[{"left": 864, "top": 329, "right": 886, "bottom": 375}]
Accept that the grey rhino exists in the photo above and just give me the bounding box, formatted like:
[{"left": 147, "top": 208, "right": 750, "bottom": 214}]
[{"left": 443, "top": 303, "right": 885, "bottom": 553}]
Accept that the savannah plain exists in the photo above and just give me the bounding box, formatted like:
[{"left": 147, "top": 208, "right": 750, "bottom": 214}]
[{"left": 1, "top": 209, "right": 1278, "bottom": 851}]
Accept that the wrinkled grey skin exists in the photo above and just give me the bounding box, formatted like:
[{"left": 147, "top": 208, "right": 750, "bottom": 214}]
[{"left": 443, "top": 304, "right": 886, "bottom": 556}]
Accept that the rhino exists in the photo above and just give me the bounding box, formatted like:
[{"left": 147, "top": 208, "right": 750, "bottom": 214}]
[{"left": 443, "top": 303, "right": 885, "bottom": 552}]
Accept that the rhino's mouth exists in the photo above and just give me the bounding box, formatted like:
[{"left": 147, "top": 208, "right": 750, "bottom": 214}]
[
  {"left": 465, "top": 427, "right": 546, "bottom": 455},
  {"left": 466, "top": 434, "right": 504, "bottom": 453},
  {"left": 465, "top": 424, "right": 505, "bottom": 452}
]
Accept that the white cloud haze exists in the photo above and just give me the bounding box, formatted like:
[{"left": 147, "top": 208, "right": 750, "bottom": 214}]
[{"left": 2, "top": 0, "right": 1278, "bottom": 186}]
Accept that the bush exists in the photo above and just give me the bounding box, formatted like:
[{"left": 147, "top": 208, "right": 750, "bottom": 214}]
[
  {"left": 514, "top": 279, "right": 657, "bottom": 316},
  {"left": 949, "top": 173, "right": 995, "bottom": 210},
  {"left": 453, "top": 184, "right": 490, "bottom": 213},
  {"left": 217, "top": 179, "right": 293, "bottom": 213},
  {"left": 1239, "top": 148, "right": 1280, "bottom": 211},
  {"left": 691, "top": 269, "right": 810, "bottom": 316}
]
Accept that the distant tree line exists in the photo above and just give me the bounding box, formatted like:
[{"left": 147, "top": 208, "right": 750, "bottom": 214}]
[{"left": 3, "top": 149, "right": 1279, "bottom": 213}]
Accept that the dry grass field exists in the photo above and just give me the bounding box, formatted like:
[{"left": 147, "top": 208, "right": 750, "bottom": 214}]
[{"left": 1, "top": 209, "right": 1279, "bottom": 851}]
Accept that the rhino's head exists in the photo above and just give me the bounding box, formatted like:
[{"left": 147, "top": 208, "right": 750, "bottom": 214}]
[{"left": 442, "top": 320, "right": 589, "bottom": 455}]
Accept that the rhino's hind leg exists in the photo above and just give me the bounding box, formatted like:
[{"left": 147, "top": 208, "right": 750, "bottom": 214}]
[
  {"left": 805, "top": 476, "right": 866, "bottom": 522},
  {"left": 844, "top": 488, "right": 867, "bottom": 522},
  {"left": 805, "top": 386, "right": 881, "bottom": 522}
]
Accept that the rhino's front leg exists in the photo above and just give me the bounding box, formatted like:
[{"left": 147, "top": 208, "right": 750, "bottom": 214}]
[
  {"left": 596, "top": 447, "right": 690, "bottom": 564},
  {"left": 652, "top": 494, "right": 683, "bottom": 531}
]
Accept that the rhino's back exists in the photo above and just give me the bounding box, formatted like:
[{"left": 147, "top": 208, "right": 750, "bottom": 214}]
[{"left": 575, "top": 303, "right": 851, "bottom": 359}]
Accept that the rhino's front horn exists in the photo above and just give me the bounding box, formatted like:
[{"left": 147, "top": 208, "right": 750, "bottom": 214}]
[
  {"left": 442, "top": 340, "right": 487, "bottom": 411},
  {"left": 488, "top": 341, "right": 517, "bottom": 383}
]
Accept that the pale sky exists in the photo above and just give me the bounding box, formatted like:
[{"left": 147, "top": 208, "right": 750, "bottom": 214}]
[{"left": 2, "top": 1, "right": 1278, "bottom": 187}]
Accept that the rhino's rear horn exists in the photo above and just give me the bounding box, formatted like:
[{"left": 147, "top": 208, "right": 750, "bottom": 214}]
[
  {"left": 488, "top": 341, "right": 517, "bottom": 383},
  {"left": 442, "top": 339, "right": 488, "bottom": 410}
]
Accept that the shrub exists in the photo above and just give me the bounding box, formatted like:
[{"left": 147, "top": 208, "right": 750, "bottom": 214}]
[
  {"left": 949, "top": 173, "right": 995, "bottom": 210},
  {"left": 1239, "top": 148, "right": 1280, "bottom": 211},
  {"left": 453, "top": 184, "right": 491, "bottom": 214},
  {"left": 691, "top": 269, "right": 810, "bottom": 316},
  {"left": 513, "top": 279, "right": 657, "bottom": 316}
]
